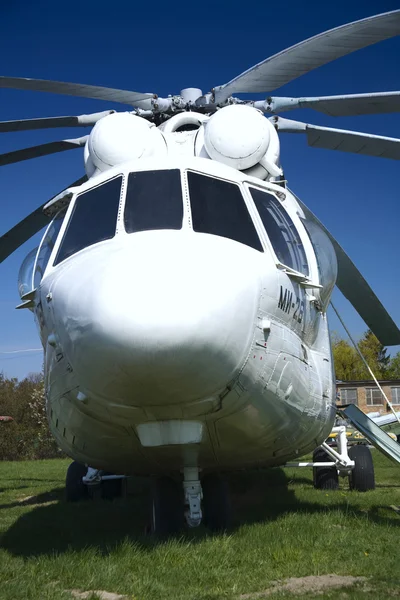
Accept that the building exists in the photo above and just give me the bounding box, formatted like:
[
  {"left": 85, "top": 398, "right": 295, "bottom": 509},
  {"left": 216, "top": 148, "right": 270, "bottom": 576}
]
[{"left": 336, "top": 380, "right": 400, "bottom": 415}]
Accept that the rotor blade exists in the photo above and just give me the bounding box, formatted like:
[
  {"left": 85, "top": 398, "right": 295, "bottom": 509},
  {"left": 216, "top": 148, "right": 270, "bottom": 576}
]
[
  {"left": 294, "top": 195, "right": 400, "bottom": 346},
  {"left": 273, "top": 117, "right": 400, "bottom": 160},
  {"left": 0, "top": 136, "right": 88, "bottom": 166},
  {"left": 0, "top": 176, "right": 87, "bottom": 263},
  {"left": 0, "top": 110, "right": 114, "bottom": 133},
  {"left": 0, "top": 77, "right": 154, "bottom": 107},
  {"left": 215, "top": 10, "right": 400, "bottom": 102},
  {"left": 268, "top": 91, "right": 400, "bottom": 117}
]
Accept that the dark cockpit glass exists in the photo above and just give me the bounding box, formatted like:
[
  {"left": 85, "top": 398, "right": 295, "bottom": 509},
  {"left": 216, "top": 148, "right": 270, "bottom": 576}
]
[
  {"left": 34, "top": 207, "right": 67, "bottom": 286},
  {"left": 250, "top": 188, "right": 309, "bottom": 275},
  {"left": 301, "top": 218, "right": 337, "bottom": 309},
  {"left": 124, "top": 169, "right": 183, "bottom": 233},
  {"left": 54, "top": 176, "right": 122, "bottom": 266},
  {"left": 188, "top": 171, "right": 263, "bottom": 252},
  {"left": 18, "top": 247, "right": 38, "bottom": 298}
]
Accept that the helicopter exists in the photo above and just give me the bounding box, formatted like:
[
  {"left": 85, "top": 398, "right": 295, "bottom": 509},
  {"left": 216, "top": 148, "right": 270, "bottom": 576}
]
[{"left": 1, "top": 9, "right": 400, "bottom": 534}]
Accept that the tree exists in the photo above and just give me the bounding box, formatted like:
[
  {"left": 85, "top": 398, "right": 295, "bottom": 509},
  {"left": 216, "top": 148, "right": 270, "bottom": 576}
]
[
  {"left": 388, "top": 352, "right": 400, "bottom": 379},
  {"left": 332, "top": 330, "right": 391, "bottom": 381},
  {"left": 0, "top": 372, "right": 61, "bottom": 460},
  {"left": 358, "top": 330, "right": 390, "bottom": 379},
  {"left": 332, "top": 338, "right": 362, "bottom": 381},
  {"left": 28, "top": 378, "right": 59, "bottom": 456}
]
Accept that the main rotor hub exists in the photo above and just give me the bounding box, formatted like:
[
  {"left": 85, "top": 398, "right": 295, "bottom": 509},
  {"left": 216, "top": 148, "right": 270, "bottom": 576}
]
[{"left": 180, "top": 88, "right": 203, "bottom": 103}]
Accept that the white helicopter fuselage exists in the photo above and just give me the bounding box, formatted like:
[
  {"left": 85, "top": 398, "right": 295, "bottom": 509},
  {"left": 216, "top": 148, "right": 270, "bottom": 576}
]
[
  {"left": 5, "top": 10, "right": 400, "bottom": 528},
  {"left": 23, "top": 152, "right": 336, "bottom": 476}
]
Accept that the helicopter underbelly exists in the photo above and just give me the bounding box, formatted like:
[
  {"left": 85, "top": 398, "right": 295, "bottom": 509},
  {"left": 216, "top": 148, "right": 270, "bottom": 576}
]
[{"left": 45, "top": 316, "right": 335, "bottom": 475}]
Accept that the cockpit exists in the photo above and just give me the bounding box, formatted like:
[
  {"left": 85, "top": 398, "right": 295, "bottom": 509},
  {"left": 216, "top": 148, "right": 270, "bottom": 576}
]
[{"left": 18, "top": 163, "right": 337, "bottom": 308}]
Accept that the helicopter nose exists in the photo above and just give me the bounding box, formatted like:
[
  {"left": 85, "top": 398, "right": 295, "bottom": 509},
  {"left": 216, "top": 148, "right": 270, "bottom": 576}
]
[{"left": 53, "top": 232, "right": 262, "bottom": 405}]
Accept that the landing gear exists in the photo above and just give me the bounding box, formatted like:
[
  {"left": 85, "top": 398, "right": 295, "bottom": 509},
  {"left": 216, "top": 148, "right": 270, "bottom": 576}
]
[
  {"left": 65, "top": 461, "right": 89, "bottom": 502},
  {"left": 202, "top": 474, "right": 231, "bottom": 532},
  {"left": 150, "top": 469, "right": 231, "bottom": 534},
  {"left": 66, "top": 464, "right": 125, "bottom": 502},
  {"left": 183, "top": 467, "right": 203, "bottom": 528},
  {"left": 101, "top": 475, "right": 123, "bottom": 500},
  {"left": 348, "top": 445, "right": 375, "bottom": 491},
  {"left": 312, "top": 448, "right": 339, "bottom": 490},
  {"left": 151, "top": 476, "right": 184, "bottom": 536}
]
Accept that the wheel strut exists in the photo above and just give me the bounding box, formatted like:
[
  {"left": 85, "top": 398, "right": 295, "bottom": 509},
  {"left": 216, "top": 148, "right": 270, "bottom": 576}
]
[{"left": 183, "top": 467, "right": 203, "bottom": 527}]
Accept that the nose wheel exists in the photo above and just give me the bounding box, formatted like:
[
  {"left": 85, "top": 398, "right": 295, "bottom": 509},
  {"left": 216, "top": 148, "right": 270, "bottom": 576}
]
[
  {"left": 150, "top": 469, "right": 231, "bottom": 534},
  {"left": 182, "top": 467, "right": 231, "bottom": 531},
  {"left": 183, "top": 467, "right": 203, "bottom": 528}
]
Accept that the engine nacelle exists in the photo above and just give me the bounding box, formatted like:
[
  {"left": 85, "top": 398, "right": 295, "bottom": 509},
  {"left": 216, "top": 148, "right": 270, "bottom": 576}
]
[
  {"left": 195, "top": 105, "right": 282, "bottom": 179},
  {"left": 83, "top": 106, "right": 281, "bottom": 181},
  {"left": 85, "top": 112, "right": 167, "bottom": 176}
]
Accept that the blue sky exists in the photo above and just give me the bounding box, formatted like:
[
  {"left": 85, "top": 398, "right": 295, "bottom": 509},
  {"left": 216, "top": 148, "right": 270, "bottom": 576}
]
[{"left": 1, "top": 0, "right": 400, "bottom": 379}]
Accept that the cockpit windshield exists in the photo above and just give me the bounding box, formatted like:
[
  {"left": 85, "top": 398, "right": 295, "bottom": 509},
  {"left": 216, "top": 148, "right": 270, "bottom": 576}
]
[
  {"left": 187, "top": 171, "right": 263, "bottom": 252},
  {"left": 250, "top": 187, "right": 309, "bottom": 275},
  {"left": 301, "top": 218, "right": 337, "bottom": 309},
  {"left": 54, "top": 176, "right": 122, "bottom": 266},
  {"left": 18, "top": 247, "right": 37, "bottom": 298},
  {"left": 124, "top": 169, "right": 183, "bottom": 233},
  {"left": 34, "top": 207, "right": 66, "bottom": 287}
]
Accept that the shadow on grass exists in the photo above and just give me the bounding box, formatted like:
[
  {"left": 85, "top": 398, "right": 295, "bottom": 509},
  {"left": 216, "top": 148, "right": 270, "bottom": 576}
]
[
  {"left": 0, "top": 487, "right": 64, "bottom": 509},
  {"left": 1, "top": 468, "right": 399, "bottom": 558}
]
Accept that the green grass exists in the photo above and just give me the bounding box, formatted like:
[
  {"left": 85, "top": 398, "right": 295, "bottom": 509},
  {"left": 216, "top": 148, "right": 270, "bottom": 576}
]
[{"left": 1, "top": 452, "right": 400, "bottom": 599}]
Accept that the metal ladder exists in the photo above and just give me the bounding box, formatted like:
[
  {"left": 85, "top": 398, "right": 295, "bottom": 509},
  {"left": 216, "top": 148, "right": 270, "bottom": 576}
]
[{"left": 343, "top": 404, "right": 400, "bottom": 465}]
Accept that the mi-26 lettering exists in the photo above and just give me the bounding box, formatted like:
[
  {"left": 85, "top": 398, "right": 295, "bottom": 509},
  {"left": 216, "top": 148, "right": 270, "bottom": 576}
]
[{"left": 278, "top": 286, "right": 304, "bottom": 323}]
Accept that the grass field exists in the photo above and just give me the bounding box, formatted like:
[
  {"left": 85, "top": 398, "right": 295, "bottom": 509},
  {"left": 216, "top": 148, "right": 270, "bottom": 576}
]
[{"left": 0, "top": 452, "right": 400, "bottom": 600}]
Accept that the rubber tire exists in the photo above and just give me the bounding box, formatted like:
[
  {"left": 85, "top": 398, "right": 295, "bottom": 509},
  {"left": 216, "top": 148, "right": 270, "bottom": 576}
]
[
  {"left": 66, "top": 461, "right": 88, "bottom": 502},
  {"left": 348, "top": 445, "right": 375, "bottom": 492},
  {"left": 151, "top": 477, "right": 184, "bottom": 536},
  {"left": 313, "top": 448, "right": 339, "bottom": 490},
  {"left": 202, "top": 474, "right": 231, "bottom": 532},
  {"left": 101, "top": 476, "right": 123, "bottom": 501}
]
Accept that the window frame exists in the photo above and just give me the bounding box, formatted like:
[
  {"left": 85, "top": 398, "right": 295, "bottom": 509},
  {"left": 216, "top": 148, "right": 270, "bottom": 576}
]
[
  {"left": 31, "top": 207, "right": 69, "bottom": 286},
  {"left": 366, "top": 387, "right": 384, "bottom": 406},
  {"left": 243, "top": 183, "right": 315, "bottom": 279},
  {"left": 33, "top": 206, "right": 67, "bottom": 288},
  {"left": 339, "top": 388, "right": 358, "bottom": 406},
  {"left": 186, "top": 169, "right": 264, "bottom": 252},
  {"left": 300, "top": 217, "right": 338, "bottom": 311},
  {"left": 123, "top": 168, "right": 185, "bottom": 235},
  {"left": 118, "top": 168, "right": 191, "bottom": 236},
  {"left": 391, "top": 387, "right": 400, "bottom": 405},
  {"left": 18, "top": 247, "right": 39, "bottom": 297},
  {"left": 52, "top": 175, "right": 123, "bottom": 267}
]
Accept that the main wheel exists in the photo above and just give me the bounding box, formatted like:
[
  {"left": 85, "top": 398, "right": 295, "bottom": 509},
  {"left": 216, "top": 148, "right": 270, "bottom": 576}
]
[
  {"left": 202, "top": 474, "right": 231, "bottom": 532},
  {"left": 313, "top": 448, "right": 339, "bottom": 490},
  {"left": 348, "top": 445, "right": 375, "bottom": 491},
  {"left": 101, "top": 475, "right": 123, "bottom": 500},
  {"left": 66, "top": 461, "right": 88, "bottom": 502},
  {"left": 151, "top": 476, "right": 184, "bottom": 536}
]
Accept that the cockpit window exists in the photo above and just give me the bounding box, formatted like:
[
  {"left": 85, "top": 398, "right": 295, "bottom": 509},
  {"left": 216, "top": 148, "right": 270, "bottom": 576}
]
[
  {"left": 34, "top": 207, "right": 67, "bottom": 286},
  {"left": 250, "top": 188, "right": 309, "bottom": 275},
  {"left": 124, "top": 169, "right": 183, "bottom": 233},
  {"left": 188, "top": 172, "right": 263, "bottom": 252},
  {"left": 54, "top": 176, "right": 122, "bottom": 266},
  {"left": 18, "top": 247, "right": 38, "bottom": 298},
  {"left": 301, "top": 218, "right": 337, "bottom": 309}
]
